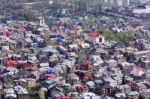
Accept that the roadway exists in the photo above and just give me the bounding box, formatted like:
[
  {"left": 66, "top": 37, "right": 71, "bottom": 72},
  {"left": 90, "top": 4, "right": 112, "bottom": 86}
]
[{"left": 100, "top": 10, "right": 142, "bottom": 22}]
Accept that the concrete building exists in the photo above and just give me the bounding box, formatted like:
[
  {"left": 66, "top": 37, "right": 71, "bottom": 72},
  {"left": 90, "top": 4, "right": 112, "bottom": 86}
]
[
  {"left": 52, "top": 0, "right": 102, "bottom": 12},
  {"left": 130, "top": 0, "right": 149, "bottom": 4},
  {"left": 100, "top": 0, "right": 130, "bottom": 8},
  {"left": 123, "top": 0, "right": 130, "bottom": 7},
  {"left": 133, "top": 5, "right": 150, "bottom": 14}
]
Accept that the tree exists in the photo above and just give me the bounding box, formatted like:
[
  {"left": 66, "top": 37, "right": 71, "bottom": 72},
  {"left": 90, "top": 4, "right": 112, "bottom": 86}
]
[
  {"left": 102, "top": 30, "right": 116, "bottom": 40},
  {"left": 23, "top": 8, "right": 36, "bottom": 21},
  {"left": 102, "top": 29, "right": 135, "bottom": 41},
  {"left": 83, "top": 15, "right": 96, "bottom": 30}
]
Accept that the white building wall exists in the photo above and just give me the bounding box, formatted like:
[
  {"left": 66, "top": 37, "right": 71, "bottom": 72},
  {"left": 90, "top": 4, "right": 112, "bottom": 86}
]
[
  {"left": 123, "top": 0, "right": 129, "bottom": 7},
  {"left": 133, "top": 8, "right": 150, "bottom": 14},
  {"left": 114, "top": 0, "right": 123, "bottom": 7},
  {"left": 100, "top": 0, "right": 129, "bottom": 7}
]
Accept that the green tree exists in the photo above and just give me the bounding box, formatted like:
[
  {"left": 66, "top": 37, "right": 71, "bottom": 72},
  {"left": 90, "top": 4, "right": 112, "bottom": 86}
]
[
  {"left": 83, "top": 15, "right": 96, "bottom": 30},
  {"left": 102, "top": 30, "right": 135, "bottom": 41},
  {"left": 102, "top": 30, "right": 116, "bottom": 40},
  {"left": 23, "top": 8, "right": 36, "bottom": 21}
]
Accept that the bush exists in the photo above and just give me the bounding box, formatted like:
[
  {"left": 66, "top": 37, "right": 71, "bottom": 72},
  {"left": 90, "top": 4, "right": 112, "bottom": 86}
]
[{"left": 102, "top": 30, "right": 134, "bottom": 41}]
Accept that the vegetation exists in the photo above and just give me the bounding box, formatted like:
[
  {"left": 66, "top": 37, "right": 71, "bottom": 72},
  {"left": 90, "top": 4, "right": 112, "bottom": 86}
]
[
  {"left": 28, "top": 87, "right": 40, "bottom": 99},
  {"left": 23, "top": 8, "right": 36, "bottom": 21},
  {"left": 83, "top": 15, "right": 96, "bottom": 30},
  {"left": 102, "top": 30, "right": 135, "bottom": 41}
]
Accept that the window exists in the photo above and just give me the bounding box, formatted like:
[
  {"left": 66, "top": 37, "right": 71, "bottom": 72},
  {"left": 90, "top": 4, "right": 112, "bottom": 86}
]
[{"left": 99, "top": 38, "right": 102, "bottom": 42}]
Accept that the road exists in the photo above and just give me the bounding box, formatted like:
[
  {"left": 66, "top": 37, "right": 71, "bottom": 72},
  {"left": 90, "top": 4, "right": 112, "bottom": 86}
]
[{"left": 100, "top": 10, "right": 142, "bottom": 22}]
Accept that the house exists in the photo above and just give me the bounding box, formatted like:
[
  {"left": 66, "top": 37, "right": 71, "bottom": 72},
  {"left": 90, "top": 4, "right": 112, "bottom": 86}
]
[
  {"left": 118, "top": 84, "right": 131, "bottom": 93},
  {"left": 80, "top": 92, "right": 96, "bottom": 98},
  {"left": 67, "top": 74, "right": 79, "bottom": 85},
  {"left": 103, "top": 77, "right": 118, "bottom": 87},
  {"left": 75, "top": 70, "right": 92, "bottom": 79},
  {"left": 110, "top": 68, "right": 123, "bottom": 78},
  {"left": 14, "top": 86, "right": 29, "bottom": 99},
  {"left": 113, "top": 76, "right": 122, "bottom": 85},
  {"left": 0, "top": 57, "right": 4, "bottom": 65},
  {"left": 4, "top": 88, "right": 17, "bottom": 99},
  {"left": 26, "top": 78, "right": 36, "bottom": 88},
  {"left": 57, "top": 96, "right": 69, "bottom": 99},
  {"left": 86, "top": 81, "right": 95, "bottom": 89},
  {"left": 127, "top": 91, "right": 139, "bottom": 99},
  {"left": 124, "top": 76, "right": 135, "bottom": 85},
  {"left": 142, "top": 89, "right": 150, "bottom": 99},
  {"left": 95, "top": 80, "right": 103, "bottom": 92},
  {"left": 133, "top": 83, "right": 147, "bottom": 93},
  {"left": 91, "top": 55, "right": 103, "bottom": 70},
  {"left": 54, "top": 77, "right": 66, "bottom": 86},
  {"left": 38, "top": 54, "right": 48, "bottom": 63},
  {"left": 61, "top": 58, "right": 76, "bottom": 73},
  {"left": 141, "top": 60, "right": 150, "bottom": 75},
  {"left": 130, "top": 66, "right": 144, "bottom": 77},
  {"left": 68, "top": 92, "right": 79, "bottom": 99},
  {"left": 38, "top": 87, "right": 47, "bottom": 99},
  {"left": 69, "top": 44, "right": 79, "bottom": 51},
  {"left": 2, "top": 73, "right": 14, "bottom": 88},
  {"left": 101, "top": 84, "right": 115, "bottom": 95},
  {"left": 119, "top": 62, "right": 134, "bottom": 75},
  {"left": 55, "top": 64, "right": 67, "bottom": 75},
  {"left": 80, "top": 43, "right": 90, "bottom": 49},
  {"left": 92, "top": 96, "right": 101, "bottom": 99},
  {"left": 48, "top": 86, "right": 63, "bottom": 97},
  {"left": 79, "top": 60, "right": 91, "bottom": 71},
  {"left": 101, "top": 96, "right": 114, "bottom": 99},
  {"left": 86, "top": 32, "right": 105, "bottom": 44},
  {"left": 133, "top": 5, "right": 150, "bottom": 14},
  {"left": 41, "top": 46, "right": 59, "bottom": 56},
  {"left": 74, "top": 84, "right": 89, "bottom": 93},
  {"left": 141, "top": 59, "right": 150, "bottom": 67},
  {"left": 5, "top": 94, "right": 17, "bottom": 99},
  {"left": 115, "top": 55, "right": 124, "bottom": 64},
  {"left": 28, "top": 54, "right": 37, "bottom": 62},
  {"left": 57, "top": 45, "right": 68, "bottom": 55},
  {"left": 67, "top": 52, "right": 78, "bottom": 58},
  {"left": 135, "top": 50, "right": 150, "bottom": 60},
  {"left": 115, "top": 93, "right": 126, "bottom": 99},
  {"left": 105, "top": 59, "right": 117, "bottom": 68},
  {"left": 0, "top": 80, "right": 3, "bottom": 91},
  {"left": 18, "top": 79, "right": 28, "bottom": 88},
  {"left": 39, "top": 62, "right": 49, "bottom": 68},
  {"left": 99, "top": 49, "right": 108, "bottom": 60}
]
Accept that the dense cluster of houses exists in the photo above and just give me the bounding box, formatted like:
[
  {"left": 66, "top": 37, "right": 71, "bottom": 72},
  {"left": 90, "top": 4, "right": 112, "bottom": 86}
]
[{"left": 0, "top": 15, "right": 149, "bottom": 99}]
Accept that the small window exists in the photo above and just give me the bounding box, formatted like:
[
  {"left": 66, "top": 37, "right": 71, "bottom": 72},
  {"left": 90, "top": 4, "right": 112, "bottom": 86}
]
[
  {"left": 99, "top": 38, "right": 102, "bottom": 42},
  {"left": 0, "top": 60, "right": 2, "bottom": 65}
]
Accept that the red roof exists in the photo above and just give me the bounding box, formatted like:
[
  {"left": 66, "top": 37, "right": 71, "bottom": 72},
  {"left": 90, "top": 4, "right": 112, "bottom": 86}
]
[
  {"left": 76, "top": 85, "right": 89, "bottom": 91},
  {"left": 127, "top": 83, "right": 132, "bottom": 88},
  {"left": 21, "top": 63, "right": 33, "bottom": 68},
  {"left": 68, "top": 31, "right": 76, "bottom": 36},
  {"left": 58, "top": 96, "right": 69, "bottom": 99},
  {"left": 127, "top": 82, "right": 135, "bottom": 88},
  {"left": 16, "top": 27, "right": 24, "bottom": 33},
  {"left": 80, "top": 85, "right": 89, "bottom": 90},
  {"left": 44, "top": 74, "right": 57, "bottom": 78},
  {"left": 89, "top": 32, "right": 100, "bottom": 38},
  {"left": 22, "top": 22, "right": 28, "bottom": 27},
  {"left": 73, "top": 25, "right": 80, "bottom": 30},
  {"left": 81, "top": 60, "right": 90, "bottom": 66},
  {"left": 3, "top": 31, "right": 9, "bottom": 37},
  {"left": 136, "top": 66, "right": 144, "bottom": 72},
  {"left": 30, "top": 66, "right": 38, "bottom": 71},
  {"left": 5, "top": 60, "right": 18, "bottom": 66}
]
